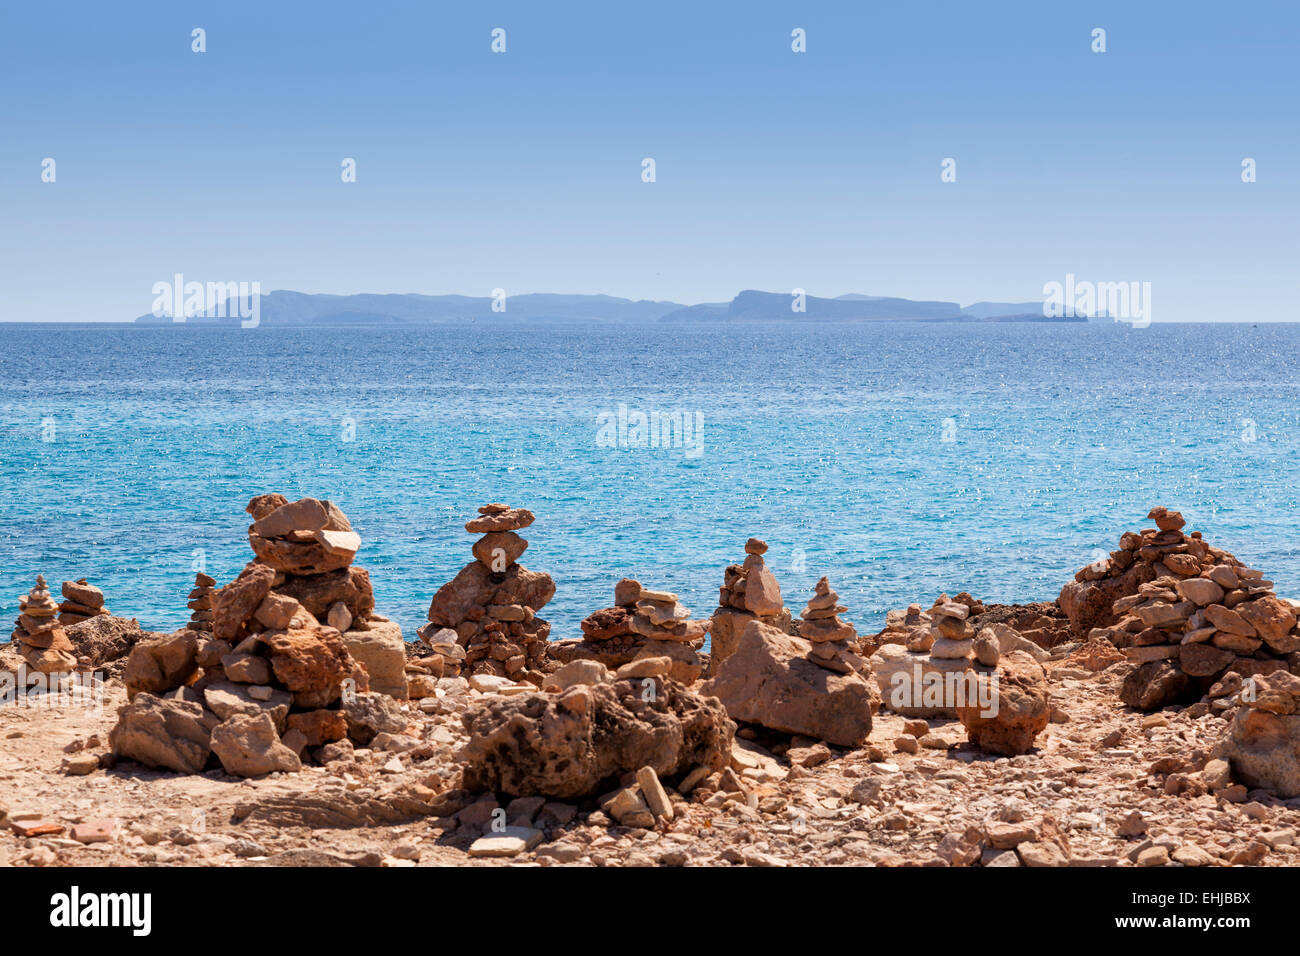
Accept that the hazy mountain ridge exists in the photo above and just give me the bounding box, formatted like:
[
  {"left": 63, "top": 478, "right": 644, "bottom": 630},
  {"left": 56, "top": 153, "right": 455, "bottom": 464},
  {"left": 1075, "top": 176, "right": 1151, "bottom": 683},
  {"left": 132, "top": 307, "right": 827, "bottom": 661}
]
[{"left": 133, "top": 290, "right": 1087, "bottom": 325}]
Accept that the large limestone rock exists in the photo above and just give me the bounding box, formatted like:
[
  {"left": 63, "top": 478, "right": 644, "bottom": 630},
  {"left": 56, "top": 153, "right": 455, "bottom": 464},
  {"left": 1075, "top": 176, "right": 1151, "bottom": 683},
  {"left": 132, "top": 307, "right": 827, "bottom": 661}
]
[
  {"left": 342, "top": 617, "right": 408, "bottom": 699},
  {"left": 109, "top": 693, "right": 218, "bottom": 774},
  {"left": 701, "top": 620, "right": 873, "bottom": 747},
  {"left": 123, "top": 629, "right": 201, "bottom": 700},
  {"left": 709, "top": 607, "right": 758, "bottom": 664},
  {"left": 871, "top": 642, "right": 977, "bottom": 718},
  {"left": 1059, "top": 561, "right": 1155, "bottom": 636},
  {"left": 1120, "top": 660, "right": 1194, "bottom": 711},
  {"left": 427, "top": 562, "right": 555, "bottom": 629},
  {"left": 1211, "top": 672, "right": 1300, "bottom": 797},
  {"left": 459, "top": 678, "right": 734, "bottom": 799},
  {"left": 210, "top": 712, "right": 302, "bottom": 777},
  {"left": 955, "top": 652, "right": 1050, "bottom": 756},
  {"left": 202, "top": 680, "right": 292, "bottom": 731},
  {"left": 65, "top": 615, "right": 155, "bottom": 667}
]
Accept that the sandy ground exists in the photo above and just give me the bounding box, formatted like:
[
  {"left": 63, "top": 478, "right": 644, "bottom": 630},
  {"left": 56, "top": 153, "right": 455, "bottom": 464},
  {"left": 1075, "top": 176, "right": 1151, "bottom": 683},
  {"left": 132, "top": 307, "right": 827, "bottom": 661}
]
[{"left": 2, "top": 655, "right": 1297, "bottom": 868}]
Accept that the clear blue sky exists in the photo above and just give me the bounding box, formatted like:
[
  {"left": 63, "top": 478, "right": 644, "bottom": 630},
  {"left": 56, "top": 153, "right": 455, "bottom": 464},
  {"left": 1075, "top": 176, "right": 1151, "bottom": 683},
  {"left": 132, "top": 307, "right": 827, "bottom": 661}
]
[{"left": 1, "top": 1, "right": 1295, "bottom": 321}]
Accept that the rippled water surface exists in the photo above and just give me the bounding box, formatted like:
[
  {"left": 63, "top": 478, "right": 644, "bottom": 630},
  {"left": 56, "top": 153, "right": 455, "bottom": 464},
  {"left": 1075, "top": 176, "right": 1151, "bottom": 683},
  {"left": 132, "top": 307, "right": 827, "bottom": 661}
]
[{"left": 2, "top": 320, "right": 1298, "bottom": 642}]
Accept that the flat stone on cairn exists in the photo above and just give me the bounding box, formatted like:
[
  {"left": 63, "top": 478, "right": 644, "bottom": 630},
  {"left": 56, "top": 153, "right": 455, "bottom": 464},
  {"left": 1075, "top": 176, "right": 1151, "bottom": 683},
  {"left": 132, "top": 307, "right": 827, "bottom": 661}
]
[
  {"left": 58, "top": 579, "right": 110, "bottom": 626},
  {"left": 709, "top": 537, "right": 794, "bottom": 666},
  {"left": 12, "top": 575, "right": 78, "bottom": 673},
  {"left": 928, "top": 601, "right": 975, "bottom": 661},
  {"left": 187, "top": 572, "right": 216, "bottom": 633},
  {"left": 465, "top": 503, "right": 535, "bottom": 534},
  {"left": 419, "top": 503, "right": 554, "bottom": 685},
  {"left": 798, "top": 576, "right": 867, "bottom": 675},
  {"left": 247, "top": 494, "right": 361, "bottom": 575},
  {"left": 631, "top": 589, "right": 708, "bottom": 643}
]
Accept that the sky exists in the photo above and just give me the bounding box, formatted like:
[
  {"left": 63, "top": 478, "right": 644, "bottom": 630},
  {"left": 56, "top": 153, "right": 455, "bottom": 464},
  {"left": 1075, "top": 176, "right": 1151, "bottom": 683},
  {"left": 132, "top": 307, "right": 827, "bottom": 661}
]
[{"left": 1, "top": 1, "right": 1296, "bottom": 322}]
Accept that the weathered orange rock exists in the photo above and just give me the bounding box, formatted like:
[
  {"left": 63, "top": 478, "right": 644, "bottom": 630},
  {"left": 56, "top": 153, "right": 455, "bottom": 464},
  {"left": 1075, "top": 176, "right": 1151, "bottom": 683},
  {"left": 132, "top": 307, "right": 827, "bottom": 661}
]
[
  {"left": 1238, "top": 596, "right": 1297, "bottom": 651},
  {"left": 464, "top": 507, "right": 535, "bottom": 534},
  {"left": 741, "top": 556, "right": 783, "bottom": 616},
  {"left": 1180, "top": 642, "right": 1236, "bottom": 677},
  {"left": 267, "top": 627, "right": 354, "bottom": 708},
  {"left": 287, "top": 709, "right": 349, "bottom": 746},
  {"left": 579, "top": 605, "right": 634, "bottom": 641},
  {"left": 472, "top": 531, "right": 528, "bottom": 570},
  {"left": 123, "top": 629, "right": 201, "bottom": 699},
  {"left": 212, "top": 563, "right": 277, "bottom": 642},
  {"left": 275, "top": 566, "right": 374, "bottom": 624},
  {"left": 427, "top": 562, "right": 554, "bottom": 628},
  {"left": 956, "top": 652, "right": 1050, "bottom": 756},
  {"left": 702, "top": 620, "right": 872, "bottom": 747}
]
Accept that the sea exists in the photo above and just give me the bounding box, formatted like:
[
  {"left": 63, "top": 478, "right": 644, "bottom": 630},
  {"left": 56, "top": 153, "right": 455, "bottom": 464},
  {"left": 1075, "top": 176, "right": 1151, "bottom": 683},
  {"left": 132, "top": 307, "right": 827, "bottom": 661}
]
[{"left": 2, "top": 320, "right": 1298, "bottom": 643}]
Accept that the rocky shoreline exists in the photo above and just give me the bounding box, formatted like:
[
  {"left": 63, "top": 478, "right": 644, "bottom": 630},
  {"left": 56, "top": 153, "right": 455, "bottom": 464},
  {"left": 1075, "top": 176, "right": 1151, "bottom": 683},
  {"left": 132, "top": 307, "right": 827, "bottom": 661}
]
[{"left": 3, "top": 502, "right": 1300, "bottom": 868}]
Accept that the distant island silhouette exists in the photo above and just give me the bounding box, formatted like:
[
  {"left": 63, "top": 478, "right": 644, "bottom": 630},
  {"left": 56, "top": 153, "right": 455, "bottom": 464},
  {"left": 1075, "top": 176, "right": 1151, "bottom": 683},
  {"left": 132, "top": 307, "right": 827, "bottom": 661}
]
[{"left": 133, "top": 289, "right": 1099, "bottom": 326}]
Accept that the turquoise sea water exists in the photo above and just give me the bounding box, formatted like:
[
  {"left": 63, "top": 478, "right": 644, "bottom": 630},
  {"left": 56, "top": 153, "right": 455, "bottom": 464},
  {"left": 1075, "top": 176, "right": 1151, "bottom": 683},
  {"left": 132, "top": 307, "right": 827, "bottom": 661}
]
[{"left": 2, "top": 320, "right": 1298, "bottom": 643}]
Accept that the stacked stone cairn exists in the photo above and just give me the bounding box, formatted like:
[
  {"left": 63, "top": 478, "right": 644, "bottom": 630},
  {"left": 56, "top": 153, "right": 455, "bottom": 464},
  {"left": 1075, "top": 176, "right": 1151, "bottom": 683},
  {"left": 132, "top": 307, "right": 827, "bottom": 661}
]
[
  {"left": 1061, "top": 506, "right": 1256, "bottom": 636},
  {"left": 415, "top": 627, "right": 465, "bottom": 680},
  {"left": 552, "top": 579, "right": 710, "bottom": 683},
  {"left": 187, "top": 572, "right": 216, "bottom": 633},
  {"left": 798, "top": 576, "right": 868, "bottom": 675},
  {"left": 238, "top": 494, "right": 405, "bottom": 698},
  {"left": 1076, "top": 508, "right": 1300, "bottom": 711},
  {"left": 632, "top": 587, "right": 708, "bottom": 643},
  {"left": 419, "top": 504, "right": 555, "bottom": 686},
  {"left": 870, "top": 593, "right": 986, "bottom": 719},
  {"left": 11, "top": 576, "right": 77, "bottom": 673},
  {"left": 57, "top": 579, "right": 110, "bottom": 626},
  {"left": 866, "top": 591, "right": 989, "bottom": 655},
  {"left": 109, "top": 494, "right": 401, "bottom": 777},
  {"left": 927, "top": 600, "right": 976, "bottom": 663},
  {"left": 709, "top": 538, "right": 793, "bottom": 666}
]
